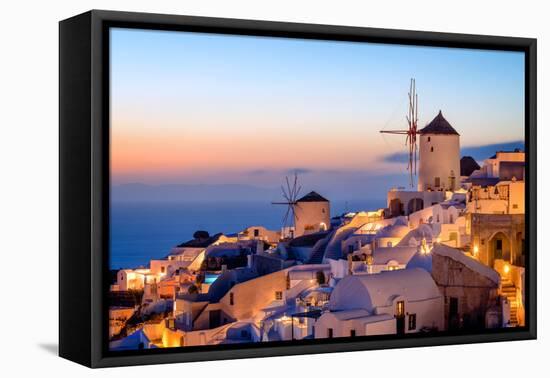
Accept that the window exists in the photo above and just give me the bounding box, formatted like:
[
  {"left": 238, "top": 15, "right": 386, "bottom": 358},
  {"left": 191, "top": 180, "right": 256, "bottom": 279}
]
[
  {"left": 427, "top": 137, "right": 431, "bottom": 142},
  {"left": 161, "top": 266, "right": 165, "bottom": 273},
  {"left": 434, "top": 177, "right": 441, "bottom": 187},
  {"left": 408, "top": 314, "right": 417, "bottom": 330},
  {"left": 167, "top": 318, "right": 175, "bottom": 329},
  {"left": 253, "top": 229, "right": 259, "bottom": 237},
  {"left": 512, "top": 204, "right": 518, "bottom": 209},
  {"left": 229, "top": 292, "right": 234, "bottom": 305},
  {"left": 430, "top": 146, "right": 434, "bottom": 152},
  {"left": 275, "top": 291, "right": 283, "bottom": 300},
  {"left": 348, "top": 245, "right": 354, "bottom": 254},
  {"left": 327, "top": 328, "right": 334, "bottom": 338},
  {"left": 350, "top": 329, "right": 356, "bottom": 337}
]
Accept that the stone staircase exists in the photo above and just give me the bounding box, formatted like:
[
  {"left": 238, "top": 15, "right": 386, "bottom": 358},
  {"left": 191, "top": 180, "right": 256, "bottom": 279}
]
[{"left": 501, "top": 278, "right": 518, "bottom": 326}]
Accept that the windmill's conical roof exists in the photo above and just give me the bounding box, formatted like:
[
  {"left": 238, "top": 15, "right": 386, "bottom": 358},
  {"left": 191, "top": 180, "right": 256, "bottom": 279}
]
[
  {"left": 296, "top": 191, "right": 329, "bottom": 203},
  {"left": 419, "top": 111, "right": 459, "bottom": 135}
]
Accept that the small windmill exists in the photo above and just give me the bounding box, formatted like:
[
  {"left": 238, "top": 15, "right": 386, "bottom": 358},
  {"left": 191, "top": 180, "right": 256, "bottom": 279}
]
[
  {"left": 271, "top": 173, "right": 302, "bottom": 234},
  {"left": 380, "top": 78, "right": 420, "bottom": 188}
]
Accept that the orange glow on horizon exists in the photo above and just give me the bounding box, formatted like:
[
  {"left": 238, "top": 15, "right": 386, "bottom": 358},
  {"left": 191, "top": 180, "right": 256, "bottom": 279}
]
[{"left": 110, "top": 120, "right": 395, "bottom": 177}]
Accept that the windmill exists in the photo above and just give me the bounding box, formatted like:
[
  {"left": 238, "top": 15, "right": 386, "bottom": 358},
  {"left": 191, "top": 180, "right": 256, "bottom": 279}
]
[
  {"left": 380, "top": 78, "right": 419, "bottom": 188},
  {"left": 271, "top": 173, "right": 302, "bottom": 236}
]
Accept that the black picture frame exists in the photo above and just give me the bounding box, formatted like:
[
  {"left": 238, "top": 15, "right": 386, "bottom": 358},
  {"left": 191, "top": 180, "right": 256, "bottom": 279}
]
[{"left": 59, "top": 9, "right": 537, "bottom": 368}]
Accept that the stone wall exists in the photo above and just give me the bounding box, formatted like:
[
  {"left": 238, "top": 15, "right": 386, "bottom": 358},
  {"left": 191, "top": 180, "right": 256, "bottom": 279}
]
[{"left": 432, "top": 253, "right": 499, "bottom": 330}]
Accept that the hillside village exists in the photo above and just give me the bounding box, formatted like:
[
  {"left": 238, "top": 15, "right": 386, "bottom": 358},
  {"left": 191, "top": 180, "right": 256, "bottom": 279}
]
[{"left": 109, "top": 110, "right": 526, "bottom": 350}]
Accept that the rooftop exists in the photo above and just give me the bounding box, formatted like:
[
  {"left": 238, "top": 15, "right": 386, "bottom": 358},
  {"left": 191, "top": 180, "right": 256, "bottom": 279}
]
[
  {"left": 177, "top": 233, "right": 223, "bottom": 248},
  {"left": 296, "top": 191, "right": 329, "bottom": 203},
  {"left": 289, "top": 231, "right": 329, "bottom": 247},
  {"left": 419, "top": 111, "right": 460, "bottom": 135}
]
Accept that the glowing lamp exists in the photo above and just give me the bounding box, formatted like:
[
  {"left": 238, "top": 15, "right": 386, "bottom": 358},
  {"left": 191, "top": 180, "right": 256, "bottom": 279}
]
[
  {"left": 473, "top": 245, "right": 479, "bottom": 256},
  {"left": 504, "top": 264, "right": 510, "bottom": 274}
]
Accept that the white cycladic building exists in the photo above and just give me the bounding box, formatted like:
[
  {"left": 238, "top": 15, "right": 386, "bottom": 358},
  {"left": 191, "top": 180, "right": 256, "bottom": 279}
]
[
  {"left": 477, "top": 150, "right": 525, "bottom": 179},
  {"left": 315, "top": 268, "right": 444, "bottom": 338},
  {"left": 418, "top": 111, "right": 461, "bottom": 192}
]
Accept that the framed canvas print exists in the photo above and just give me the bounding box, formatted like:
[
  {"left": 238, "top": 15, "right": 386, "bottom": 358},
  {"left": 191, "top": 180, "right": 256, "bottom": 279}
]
[{"left": 59, "top": 10, "right": 537, "bottom": 368}]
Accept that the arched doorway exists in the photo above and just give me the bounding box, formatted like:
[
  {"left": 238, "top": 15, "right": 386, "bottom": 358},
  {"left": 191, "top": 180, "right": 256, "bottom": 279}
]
[
  {"left": 488, "top": 232, "right": 511, "bottom": 266},
  {"left": 389, "top": 198, "right": 404, "bottom": 217},
  {"left": 407, "top": 198, "right": 424, "bottom": 214}
]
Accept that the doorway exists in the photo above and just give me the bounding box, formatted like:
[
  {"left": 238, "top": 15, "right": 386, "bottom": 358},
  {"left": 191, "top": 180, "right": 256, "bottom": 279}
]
[
  {"left": 449, "top": 297, "right": 459, "bottom": 330},
  {"left": 395, "top": 300, "right": 405, "bottom": 335},
  {"left": 489, "top": 232, "right": 511, "bottom": 266},
  {"left": 209, "top": 310, "right": 221, "bottom": 328}
]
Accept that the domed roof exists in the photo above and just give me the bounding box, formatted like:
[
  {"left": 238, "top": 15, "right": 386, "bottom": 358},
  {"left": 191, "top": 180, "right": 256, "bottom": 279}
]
[
  {"left": 398, "top": 224, "right": 434, "bottom": 247},
  {"left": 329, "top": 269, "right": 441, "bottom": 312},
  {"left": 420, "top": 111, "right": 459, "bottom": 135},
  {"left": 376, "top": 223, "right": 410, "bottom": 238}
]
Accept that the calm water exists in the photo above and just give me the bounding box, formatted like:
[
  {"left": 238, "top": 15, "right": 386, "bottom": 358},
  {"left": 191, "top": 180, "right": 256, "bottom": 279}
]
[{"left": 110, "top": 199, "right": 384, "bottom": 269}]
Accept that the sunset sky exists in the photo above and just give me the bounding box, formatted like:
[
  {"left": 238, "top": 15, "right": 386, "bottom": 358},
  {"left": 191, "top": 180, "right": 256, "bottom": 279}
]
[{"left": 110, "top": 27, "right": 525, "bottom": 199}]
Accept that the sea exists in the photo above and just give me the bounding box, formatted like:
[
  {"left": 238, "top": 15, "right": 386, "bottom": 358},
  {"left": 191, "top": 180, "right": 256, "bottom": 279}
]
[{"left": 110, "top": 199, "right": 385, "bottom": 269}]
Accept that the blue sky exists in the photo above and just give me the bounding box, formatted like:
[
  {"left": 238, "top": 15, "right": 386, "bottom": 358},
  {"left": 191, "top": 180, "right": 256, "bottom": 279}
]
[{"left": 110, "top": 27, "right": 525, "bottom": 199}]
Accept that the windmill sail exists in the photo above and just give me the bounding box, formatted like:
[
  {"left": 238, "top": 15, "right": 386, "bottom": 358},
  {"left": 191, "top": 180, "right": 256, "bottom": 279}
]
[
  {"left": 380, "top": 78, "right": 420, "bottom": 188},
  {"left": 272, "top": 172, "right": 301, "bottom": 231}
]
